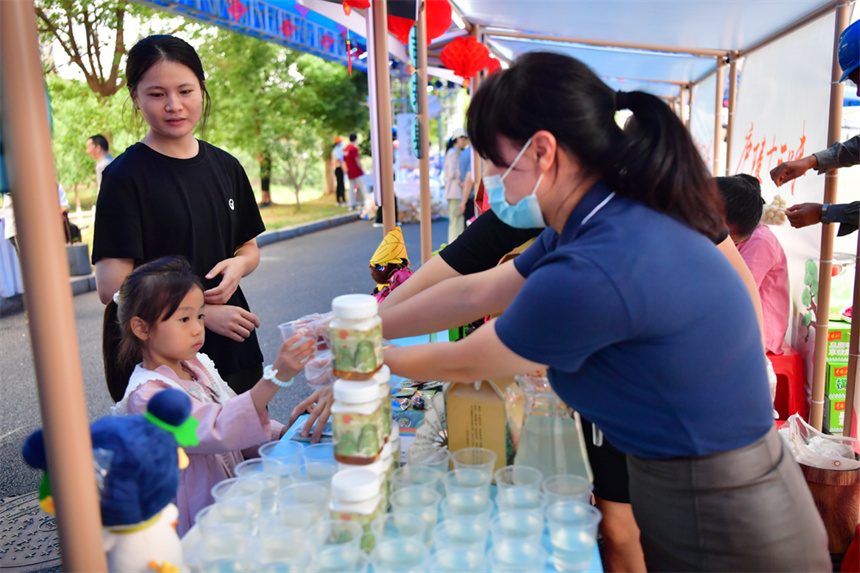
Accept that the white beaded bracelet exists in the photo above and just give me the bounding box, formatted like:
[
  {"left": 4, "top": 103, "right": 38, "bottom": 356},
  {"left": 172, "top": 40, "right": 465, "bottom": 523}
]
[{"left": 263, "top": 365, "right": 294, "bottom": 388}]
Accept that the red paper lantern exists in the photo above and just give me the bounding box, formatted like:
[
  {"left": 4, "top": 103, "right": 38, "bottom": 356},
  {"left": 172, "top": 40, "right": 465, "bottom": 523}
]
[
  {"left": 440, "top": 36, "right": 490, "bottom": 84},
  {"left": 342, "top": 0, "right": 370, "bottom": 16},
  {"left": 387, "top": 0, "right": 452, "bottom": 45},
  {"left": 486, "top": 56, "right": 502, "bottom": 75}
]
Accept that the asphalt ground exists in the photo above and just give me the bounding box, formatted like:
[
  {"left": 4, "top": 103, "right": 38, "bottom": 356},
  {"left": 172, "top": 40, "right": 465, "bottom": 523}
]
[{"left": 0, "top": 218, "right": 448, "bottom": 500}]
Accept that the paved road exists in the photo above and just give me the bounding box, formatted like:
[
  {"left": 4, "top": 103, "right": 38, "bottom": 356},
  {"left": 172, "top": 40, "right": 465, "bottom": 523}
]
[{"left": 0, "top": 219, "right": 448, "bottom": 499}]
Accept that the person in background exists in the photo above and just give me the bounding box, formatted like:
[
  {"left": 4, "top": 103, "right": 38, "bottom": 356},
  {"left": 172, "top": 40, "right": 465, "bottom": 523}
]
[
  {"left": 458, "top": 144, "right": 475, "bottom": 224},
  {"left": 86, "top": 134, "right": 115, "bottom": 192},
  {"left": 343, "top": 133, "right": 367, "bottom": 211},
  {"left": 332, "top": 137, "right": 347, "bottom": 207},
  {"left": 445, "top": 128, "right": 469, "bottom": 242},
  {"left": 718, "top": 174, "right": 789, "bottom": 355},
  {"left": 770, "top": 20, "right": 859, "bottom": 231},
  {"left": 93, "top": 35, "right": 266, "bottom": 397}
]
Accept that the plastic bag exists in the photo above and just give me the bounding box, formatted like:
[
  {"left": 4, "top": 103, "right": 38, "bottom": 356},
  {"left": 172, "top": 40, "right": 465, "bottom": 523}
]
[
  {"left": 304, "top": 349, "right": 335, "bottom": 387},
  {"left": 291, "top": 312, "right": 333, "bottom": 353},
  {"left": 780, "top": 413, "right": 860, "bottom": 470}
]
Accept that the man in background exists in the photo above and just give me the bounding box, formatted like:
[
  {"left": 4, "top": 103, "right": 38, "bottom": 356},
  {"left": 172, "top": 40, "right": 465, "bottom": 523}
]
[
  {"left": 343, "top": 133, "right": 367, "bottom": 211},
  {"left": 86, "top": 134, "right": 114, "bottom": 193}
]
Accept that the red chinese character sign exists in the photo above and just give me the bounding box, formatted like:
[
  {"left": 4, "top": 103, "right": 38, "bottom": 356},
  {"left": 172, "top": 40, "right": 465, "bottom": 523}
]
[
  {"left": 281, "top": 18, "right": 297, "bottom": 39},
  {"left": 440, "top": 36, "right": 490, "bottom": 87},
  {"left": 387, "top": 0, "right": 452, "bottom": 45},
  {"left": 227, "top": 0, "right": 247, "bottom": 22}
]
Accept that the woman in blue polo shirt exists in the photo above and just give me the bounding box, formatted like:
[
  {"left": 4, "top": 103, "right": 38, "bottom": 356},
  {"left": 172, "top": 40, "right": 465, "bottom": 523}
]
[{"left": 383, "top": 52, "right": 828, "bottom": 571}]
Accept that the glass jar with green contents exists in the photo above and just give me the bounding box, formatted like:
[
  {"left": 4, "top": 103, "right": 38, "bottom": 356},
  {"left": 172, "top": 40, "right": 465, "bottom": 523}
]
[
  {"left": 332, "top": 379, "right": 384, "bottom": 464},
  {"left": 330, "top": 294, "right": 383, "bottom": 381},
  {"left": 330, "top": 468, "right": 383, "bottom": 553},
  {"left": 371, "top": 365, "right": 392, "bottom": 441},
  {"left": 389, "top": 424, "right": 401, "bottom": 468}
]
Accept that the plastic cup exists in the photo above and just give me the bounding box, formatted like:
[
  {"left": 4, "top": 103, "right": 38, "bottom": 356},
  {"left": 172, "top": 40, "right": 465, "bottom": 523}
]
[
  {"left": 302, "top": 443, "right": 338, "bottom": 482},
  {"left": 495, "top": 486, "right": 547, "bottom": 517},
  {"left": 430, "top": 545, "right": 488, "bottom": 572},
  {"left": 210, "top": 477, "right": 263, "bottom": 518},
  {"left": 307, "top": 519, "right": 364, "bottom": 550},
  {"left": 495, "top": 465, "right": 544, "bottom": 491},
  {"left": 490, "top": 511, "right": 545, "bottom": 545},
  {"left": 253, "top": 534, "right": 312, "bottom": 572},
  {"left": 193, "top": 531, "right": 252, "bottom": 572},
  {"left": 541, "top": 475, "right": 593, "bottom": 505},
  {"left": 277, "top": 482, "right": 329, "bottom": 522},
  {"left": 388, "top": 486, "right": 441, "bottom": 540},
  {"left": 488, "top": 539, "right": 549, "bottom": 572},
  {"left": 370, "top": 537, "right": 430, "bottom": 573},
  {"left": 443, "top": 469, "right": 492, "bottom": 504},
  {"left": 431, "top": 517, "right": 490, "bottom": 551},
  {"left": 259, "top": 507, "right": 313, "bottom": 536},
  {"left": 440, "top": 497, "right": 495, "bottom": 525},
  {"left": 259, "top": 440, "right": 304, "bottom": 485},
  {"left": 279, "top": 320, "right": 315, "bottom": 347},
  {"left": 312, "top": 545, "right": 371, "bottom": 573},
  {"left": 194, "top": 501, "right": 254, "bottom": 537},
  {"left": 233, "top": 458, "right": 280, "bottom": 513},
  {"left": 391, "top": 465, "right": 443, "bottom": 492},
  {"left": 545, "top": 501, "right": 602, "bottom": 572},
  {"left": 371, "top": 512, "right": 428, "bottom": 542},
  {"left": 408, "top": 447, "right": 451, "bottom": 474},
  {"left": 451, "top": 447, "right": 497, "bottom": 476}
]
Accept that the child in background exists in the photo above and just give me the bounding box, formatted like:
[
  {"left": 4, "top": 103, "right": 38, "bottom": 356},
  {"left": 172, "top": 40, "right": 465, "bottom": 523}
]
[
  {"left": 105, "top": 256, "right": 315, "bottom": 535},
  {"left": 717, "top": 174, "right": 790, "bottom": 355}
]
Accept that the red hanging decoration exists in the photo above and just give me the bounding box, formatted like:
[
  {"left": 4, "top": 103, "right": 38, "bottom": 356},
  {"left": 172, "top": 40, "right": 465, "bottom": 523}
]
[
  {"left": 342, "top": 0, "right": 370, "bottom": 16},
  {"left": 227, "top": 0, "right": 247, "bottom": 22},
  {"left": 486, "top": 56, "right": 502, "bottom": 76},
  {"left": 346, "top": 35, "right": 353, "bottom": 77},
  {"left": 440, "top": 36, "right": 490, "bottom": 84},
  {"left": 281, "top": 18, "right": 297, "bottom": 39},
  {"left": 387, "top": 0, "right": 452, "bottom": 45}
]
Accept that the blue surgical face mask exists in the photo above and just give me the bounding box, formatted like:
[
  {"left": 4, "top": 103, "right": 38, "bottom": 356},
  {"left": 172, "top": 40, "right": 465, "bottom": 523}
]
[{"left": 485, "top": 136, "right": 546, "bottom": 229}]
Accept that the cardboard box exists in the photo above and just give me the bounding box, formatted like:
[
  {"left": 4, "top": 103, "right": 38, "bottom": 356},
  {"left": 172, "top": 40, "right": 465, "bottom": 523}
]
[
  {"left": 827, "top": 323, "right": 852, "bottom": 362},
  {"left": 446, "top": 377, "right": 517, "bottom": 475},
  {"left": 827, "top": 362, "right": 849, "bottom": 396},
  {"left": 824, "top": 395, "right": 847, "bottom": 434}
]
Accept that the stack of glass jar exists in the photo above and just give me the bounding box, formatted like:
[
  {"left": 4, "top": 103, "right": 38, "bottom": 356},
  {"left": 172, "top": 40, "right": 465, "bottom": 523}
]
[{"left": 329, "top": 294, "right": 398, "bottom": 552}]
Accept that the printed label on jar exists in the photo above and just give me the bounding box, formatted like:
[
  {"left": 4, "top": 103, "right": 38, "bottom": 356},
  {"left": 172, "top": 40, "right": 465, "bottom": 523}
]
[
  {"left": 333, "top": 407, "right": 384, "bottom": 464},
  {"left": 382, "top": 398, "right": 392, "bottom": 439},
  {"left": 330, "top": 502, "right": 384, "bottom": 553},
  {"left": 331, "top": 323, "right": 383, "bottom": 380}
]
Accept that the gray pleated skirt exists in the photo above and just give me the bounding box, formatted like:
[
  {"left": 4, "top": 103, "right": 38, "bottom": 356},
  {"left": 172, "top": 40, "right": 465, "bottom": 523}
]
[{"left": 627, "top": 426, "right": 831, "bottom": 572}]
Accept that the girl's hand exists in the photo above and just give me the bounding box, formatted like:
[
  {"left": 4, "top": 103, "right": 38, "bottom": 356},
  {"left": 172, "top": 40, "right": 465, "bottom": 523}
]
[
  {"left": 204, "top": 304, "right": 261, "bottom": 341},
  {"left": 204, "top": 257, "right": 246, "bottom": 305},
  {"left": 289, "top": 386, "right": 334, "bottom": 444},
  {"left": 273, "top": 335, "right": 315, "bottom": 381}
]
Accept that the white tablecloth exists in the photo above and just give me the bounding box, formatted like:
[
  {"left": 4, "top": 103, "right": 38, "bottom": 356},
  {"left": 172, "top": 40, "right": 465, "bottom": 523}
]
[{"left": 0, "top": 217, "right": 23, "bottom": 298}]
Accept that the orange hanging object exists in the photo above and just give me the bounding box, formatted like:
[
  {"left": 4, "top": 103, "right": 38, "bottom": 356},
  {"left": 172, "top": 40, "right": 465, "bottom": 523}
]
[
  {"left": 342, "top": 0, "right": 370, "bottom": 16},
  {"left": 387, "top": 0, "right": 452, "bottom": 45},
  {"left": 440, "top": 36, "right": 490, "bottom": 83}
]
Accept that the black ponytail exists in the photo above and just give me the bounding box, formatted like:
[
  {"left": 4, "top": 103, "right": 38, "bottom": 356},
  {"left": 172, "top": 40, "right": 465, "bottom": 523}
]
[
  {"left": 103, "top": 300, "right": 138, "bottom": 402},
  {"left": 614, "top": 91, "right": 725, "bottom": 242}
]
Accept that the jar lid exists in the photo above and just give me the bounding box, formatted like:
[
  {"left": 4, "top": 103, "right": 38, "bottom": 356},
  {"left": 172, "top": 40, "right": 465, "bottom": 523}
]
[
  {"left": 382, "top": 441, "right": 392, "bottom": 459},
  {"left": 370, "top": 365, "right": 391, "bottom": 385},
  {"left": 334, "top": 379, "right": 381, "bottom": 403},
  {"left": 331, "top": 468, "right": 380, "bottom": 502},
  {"left": 332, "top": 294, "right": 378, "bottom": 320},
  {"left": 389, "top": 423, "right": 400, "bottom": 441}
]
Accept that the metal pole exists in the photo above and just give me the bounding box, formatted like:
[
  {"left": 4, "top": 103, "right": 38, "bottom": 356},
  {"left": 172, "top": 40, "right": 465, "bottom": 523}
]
[
  {"left": 686, "top": 84, "right": 694, "bottom": 131},
  {"left": 416, "top": 1, "right": 432, "bottom": 262},
  {"left": 366, "top": 0, "right": 395, "bottom": 232},
  {"left": 713, "top": 57, "right": 725, "bottom": 177},
  {"left": 679, "top": 84, "right": 687, "bottom": 127},
  {"left": 0, "top": 1, "right": 107, "bottom": 570},
  {"left": 725, "top": 55, "right": 738, "bottom": 176}
]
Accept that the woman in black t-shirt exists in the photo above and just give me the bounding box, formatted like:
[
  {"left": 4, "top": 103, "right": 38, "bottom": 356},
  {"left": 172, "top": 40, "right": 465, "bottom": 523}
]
[{"left": 93, "top": 35, "right": 265, "bottom": 396}]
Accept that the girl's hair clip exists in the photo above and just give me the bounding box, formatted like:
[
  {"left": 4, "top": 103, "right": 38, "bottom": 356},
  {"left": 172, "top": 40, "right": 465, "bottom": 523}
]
[{"left": 112, "top": 291, "right": 120, "bottom": 305}]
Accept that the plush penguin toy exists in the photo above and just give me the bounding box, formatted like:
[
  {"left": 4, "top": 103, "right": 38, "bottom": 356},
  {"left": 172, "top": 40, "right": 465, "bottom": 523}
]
[
  {"left": 22, "top": 389, "right": 199, "bottom": 573},
  {"left": 370, "top": 226, "right": 413, "bottom": 302}
]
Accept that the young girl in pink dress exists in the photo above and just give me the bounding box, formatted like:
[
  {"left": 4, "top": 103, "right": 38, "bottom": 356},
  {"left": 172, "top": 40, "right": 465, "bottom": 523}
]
[{"left": 105, "top": 256, "right": 314, "bottom": 535}]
